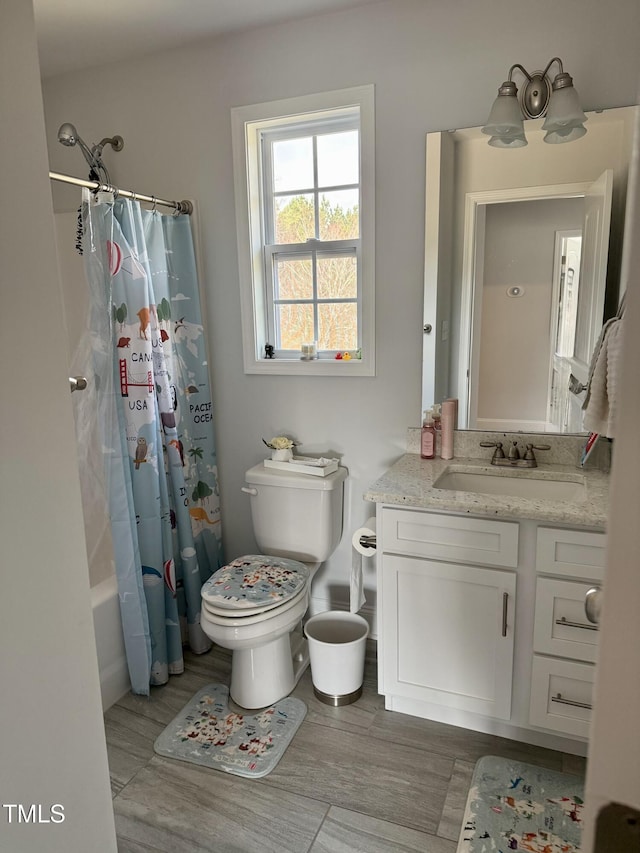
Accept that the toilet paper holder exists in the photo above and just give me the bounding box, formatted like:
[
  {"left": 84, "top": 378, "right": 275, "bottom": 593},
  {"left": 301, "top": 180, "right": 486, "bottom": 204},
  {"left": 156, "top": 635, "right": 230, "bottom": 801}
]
[{"left": 359, "top": 534, "right": 376, "bottom": 549}]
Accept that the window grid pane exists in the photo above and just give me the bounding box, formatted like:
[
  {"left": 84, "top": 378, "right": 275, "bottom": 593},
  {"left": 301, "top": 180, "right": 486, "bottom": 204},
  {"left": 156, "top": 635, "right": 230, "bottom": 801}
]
[
  {"left": 274, "top": 301, "right": 359, "bottom": 353},
  {"left": 267, "top": 131, "right": 359, "bottom": 246},
  {"left": 262, "top": 112, "right": 362, "bottom": 356},
  {"left": 270, "top": 246, "right": 358, "bottom": 352},
  {"left": 317, "top": 253, "right": 357, "bottom": 299},
  {"left": 273, "top": 136, "right": 314, "bottom": 192},
  {"left": 274, "top": 255, "right": 313, "bottom": 300},
  {"left": 275, "top": 303, "right": 315, "bottom": 351},
  {"left": 319, "top": 190, "right": 359, "bottom": 241},
  {"left": 274, "top": 194, "right": 315, "bottom": 243},
  {"left": 318, "top": 301, "right": 358, "bottom": 350},
  {"left": 317, "top": 130, "right": 359, "bottom": 188}
]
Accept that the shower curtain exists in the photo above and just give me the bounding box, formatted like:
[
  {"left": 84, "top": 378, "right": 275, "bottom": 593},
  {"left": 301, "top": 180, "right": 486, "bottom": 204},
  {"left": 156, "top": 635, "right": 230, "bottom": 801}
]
[{"left": 82, "top": 190, "right": 223, "bottom": 695}]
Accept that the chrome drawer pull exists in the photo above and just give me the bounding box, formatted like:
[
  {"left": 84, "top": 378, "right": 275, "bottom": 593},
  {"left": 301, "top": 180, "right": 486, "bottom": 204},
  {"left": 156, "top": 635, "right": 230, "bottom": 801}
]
[
  {"left": 551, "top": 692, "right": 592, "bottom": 711},
  {"left": 502, "top": 592, "right": 508, "bottom": 637},
  {"left": 555, "top": 616, "right": 598, "bottom": 632}
]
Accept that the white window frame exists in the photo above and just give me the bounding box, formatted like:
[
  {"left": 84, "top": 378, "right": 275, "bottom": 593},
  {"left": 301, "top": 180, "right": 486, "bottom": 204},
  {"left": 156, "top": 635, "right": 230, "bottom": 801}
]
[{"left": 231, "top": 85, "right": 375, "bottom": 376}]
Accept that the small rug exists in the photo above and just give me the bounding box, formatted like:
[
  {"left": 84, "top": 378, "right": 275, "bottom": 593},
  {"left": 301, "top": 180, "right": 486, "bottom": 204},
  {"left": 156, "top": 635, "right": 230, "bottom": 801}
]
[
  {"left": 457, "top": 755, "right": 584, "bottom": 852},
  {"left": 153, "top": 684, "right": 306, "bottom": 779}
]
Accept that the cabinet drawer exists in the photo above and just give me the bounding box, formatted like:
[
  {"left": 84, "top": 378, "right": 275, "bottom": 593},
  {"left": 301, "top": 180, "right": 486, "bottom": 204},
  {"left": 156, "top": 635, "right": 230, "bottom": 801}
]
[
  {"left": 529, "top": 655, "right": 594, "bottom": 739},
  {"left": 534, "top": 578, "right": 600, "bottom": 663},
  {"left": 382, "top": 508, "right": 518, "bottom": 567},
  {"left": 536, "top": 527, "right": 606, "bottom": 581}
]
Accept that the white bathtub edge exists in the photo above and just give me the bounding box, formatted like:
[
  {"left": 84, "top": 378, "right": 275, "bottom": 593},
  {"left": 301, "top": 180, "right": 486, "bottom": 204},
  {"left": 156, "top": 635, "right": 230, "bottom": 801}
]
[{"left": 90, "top": 574, "right": 130, "bottom": 711}]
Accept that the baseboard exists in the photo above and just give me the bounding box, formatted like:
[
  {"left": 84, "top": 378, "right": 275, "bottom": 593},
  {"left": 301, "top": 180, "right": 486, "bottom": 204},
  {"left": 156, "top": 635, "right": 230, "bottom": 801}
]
[
  {"left": 384, "top": 694, "right": 588, "bottom": 757},
  {"left": 98, "top": 657, "right": 131, "bottom": 711}
]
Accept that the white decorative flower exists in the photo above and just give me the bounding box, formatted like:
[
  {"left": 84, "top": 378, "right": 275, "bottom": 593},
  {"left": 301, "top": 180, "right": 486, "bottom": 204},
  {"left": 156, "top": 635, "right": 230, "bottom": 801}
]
[{"left": 263, "top": 436, "right": 296, "bottom": 450}]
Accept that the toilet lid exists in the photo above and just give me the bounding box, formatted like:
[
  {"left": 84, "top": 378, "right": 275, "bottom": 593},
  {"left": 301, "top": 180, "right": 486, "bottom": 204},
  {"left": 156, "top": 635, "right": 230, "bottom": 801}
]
[{"left": 201, "top": 555, "right": 309, "bottom": 614}]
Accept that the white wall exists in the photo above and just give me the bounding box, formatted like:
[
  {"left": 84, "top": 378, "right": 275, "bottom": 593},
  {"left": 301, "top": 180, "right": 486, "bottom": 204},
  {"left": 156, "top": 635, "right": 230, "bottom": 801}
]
[
  {"left": 0, "top": 0, "right": 116, "bottom": 849},
  {"left": 41, "top": 0, "right": 640, "bottom": 626}
]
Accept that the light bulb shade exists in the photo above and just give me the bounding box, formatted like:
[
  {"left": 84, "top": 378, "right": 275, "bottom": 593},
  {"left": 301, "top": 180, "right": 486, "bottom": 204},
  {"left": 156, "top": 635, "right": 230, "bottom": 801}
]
[
  {"left": 544, "top": 124, "right": 587, "bottom": 144},
  {"left": 488, "top": 132, "right": 528, "bottom": 148},
  {"left": 542, "top": 85, "right": 588, "bottom": 132},
  {"left": 482, "top": 92, "right": 524, "bottom": 137}
]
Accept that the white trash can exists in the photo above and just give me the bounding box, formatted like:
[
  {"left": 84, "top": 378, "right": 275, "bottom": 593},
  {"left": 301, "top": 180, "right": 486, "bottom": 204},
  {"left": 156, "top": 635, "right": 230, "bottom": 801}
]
[{"left": 304, "top": 611, "right": 369, "bottom": 706}]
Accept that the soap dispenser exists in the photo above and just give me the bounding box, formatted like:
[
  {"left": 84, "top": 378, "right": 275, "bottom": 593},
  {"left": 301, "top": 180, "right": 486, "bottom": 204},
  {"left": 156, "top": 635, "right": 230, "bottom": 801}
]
[
  {"left": 421, "top": 410, "right": 436, "bottom": 459},
  {"left": 432, "top": 403, "right": 442, "bottom": 432}
]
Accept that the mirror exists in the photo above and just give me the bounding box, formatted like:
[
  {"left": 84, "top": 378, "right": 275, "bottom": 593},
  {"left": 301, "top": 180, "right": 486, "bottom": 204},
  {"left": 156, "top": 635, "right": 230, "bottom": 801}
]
[{"left": 422, "top": 105, "right": 638, "bottom": 433}]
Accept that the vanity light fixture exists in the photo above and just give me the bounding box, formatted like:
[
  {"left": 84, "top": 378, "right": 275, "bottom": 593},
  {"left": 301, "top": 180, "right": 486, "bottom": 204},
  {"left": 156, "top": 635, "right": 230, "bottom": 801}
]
[{"left": 482, "top": 57, "right": 588, "bottom": 148}]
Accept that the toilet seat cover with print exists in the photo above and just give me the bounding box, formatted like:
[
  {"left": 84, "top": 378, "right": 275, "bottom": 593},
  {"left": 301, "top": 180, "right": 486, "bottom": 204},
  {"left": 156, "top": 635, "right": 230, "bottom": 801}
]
[{"left": 201, "top": 555, "right": 309, "bottom": 614}]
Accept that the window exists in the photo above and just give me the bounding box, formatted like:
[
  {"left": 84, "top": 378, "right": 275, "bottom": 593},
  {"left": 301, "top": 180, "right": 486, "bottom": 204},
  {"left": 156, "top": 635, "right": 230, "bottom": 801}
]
[{"left": 232, "top": 86, "right": 375, "bottom": 376}]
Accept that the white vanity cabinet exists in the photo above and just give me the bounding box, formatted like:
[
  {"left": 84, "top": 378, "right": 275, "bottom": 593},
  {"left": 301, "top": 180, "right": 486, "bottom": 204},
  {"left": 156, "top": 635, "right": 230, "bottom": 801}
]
[
  {"left": 376, "top": 505, "right": 606, "bottom": 751},
  {"left": 529, "top": 526, "right": 606, "bottom": 739},
  {"left": 379, "top": 508, "right": 518, "bottom": 721}
]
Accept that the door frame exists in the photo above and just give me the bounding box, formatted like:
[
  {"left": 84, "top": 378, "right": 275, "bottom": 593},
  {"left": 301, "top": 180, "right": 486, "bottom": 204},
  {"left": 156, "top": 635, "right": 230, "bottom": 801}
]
[
  {"left": 458, "top": 182, "right": 591, "bottom": 429},
  {"left": 582, "top": 111, "right": 640, "bottom": 850}
]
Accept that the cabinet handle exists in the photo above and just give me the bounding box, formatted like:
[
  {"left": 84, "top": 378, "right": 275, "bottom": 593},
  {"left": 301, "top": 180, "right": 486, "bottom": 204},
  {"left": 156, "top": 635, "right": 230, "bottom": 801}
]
[
  {"left": 502, "top": 592, "right": 508, "bottom": 637},
  {"left": 555, "top": 616, "right": 598, "bottom": 632},
  {"left": 551, "top": 692, "right": 592, "bottom": 711}
]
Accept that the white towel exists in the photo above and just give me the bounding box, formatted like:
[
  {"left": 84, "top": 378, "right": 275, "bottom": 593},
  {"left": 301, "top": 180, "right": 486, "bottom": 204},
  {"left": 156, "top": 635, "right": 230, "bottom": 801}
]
[{"left": 582, "top": 315, "right": 624, "bottom": 438}]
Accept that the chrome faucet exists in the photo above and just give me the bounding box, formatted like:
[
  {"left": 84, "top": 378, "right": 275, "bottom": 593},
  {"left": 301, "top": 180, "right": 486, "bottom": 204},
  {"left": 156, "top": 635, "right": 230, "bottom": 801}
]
[{"left": 480, "top": 440, "right": 550, "bottom": 468}]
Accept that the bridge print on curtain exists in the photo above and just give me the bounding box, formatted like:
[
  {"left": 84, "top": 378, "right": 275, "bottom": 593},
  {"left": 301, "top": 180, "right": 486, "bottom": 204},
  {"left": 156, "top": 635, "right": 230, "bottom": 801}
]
[{"left": 82, "top": 190, "right": 222, "bottom": 694}]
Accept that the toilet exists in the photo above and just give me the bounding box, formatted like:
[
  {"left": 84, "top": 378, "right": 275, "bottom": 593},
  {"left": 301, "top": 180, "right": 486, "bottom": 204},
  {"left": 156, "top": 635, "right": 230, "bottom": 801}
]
[{"left": 200, "top": 462, "right": 347, "bottom": 709}]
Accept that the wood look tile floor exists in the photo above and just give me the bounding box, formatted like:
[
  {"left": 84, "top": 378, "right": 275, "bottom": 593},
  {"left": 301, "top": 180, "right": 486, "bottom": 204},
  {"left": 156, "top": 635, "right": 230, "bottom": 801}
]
[{"left": 106, "top": 642, "right": 586, "bottom": 852}]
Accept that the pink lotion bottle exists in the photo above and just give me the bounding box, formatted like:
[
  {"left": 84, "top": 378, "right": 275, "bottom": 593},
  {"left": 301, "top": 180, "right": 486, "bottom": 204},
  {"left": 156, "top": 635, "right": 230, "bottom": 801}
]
[
  {"left": 421, "top": 410, "right": 436, "bottom": 459},
  {"left": 440, "top": 399, "right": 456, "bottom": 460}
]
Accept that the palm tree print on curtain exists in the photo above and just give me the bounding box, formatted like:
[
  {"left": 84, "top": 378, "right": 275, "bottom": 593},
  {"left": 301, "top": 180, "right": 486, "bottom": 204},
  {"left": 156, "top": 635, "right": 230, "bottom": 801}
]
[{"left": 82, "top": 191, "right": 222, "bottom": 694}]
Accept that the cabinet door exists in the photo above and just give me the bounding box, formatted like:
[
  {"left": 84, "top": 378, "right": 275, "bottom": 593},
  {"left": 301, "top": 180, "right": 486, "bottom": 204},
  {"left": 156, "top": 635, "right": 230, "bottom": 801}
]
[{"left": 381, "top": 555, "right": 516, "bottom": 719}]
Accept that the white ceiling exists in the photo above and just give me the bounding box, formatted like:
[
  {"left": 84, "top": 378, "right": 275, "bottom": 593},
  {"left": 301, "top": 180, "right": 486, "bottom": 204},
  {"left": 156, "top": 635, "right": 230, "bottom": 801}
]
[{"left": 34, "top": 0, "right": 382, "bottom": 78}]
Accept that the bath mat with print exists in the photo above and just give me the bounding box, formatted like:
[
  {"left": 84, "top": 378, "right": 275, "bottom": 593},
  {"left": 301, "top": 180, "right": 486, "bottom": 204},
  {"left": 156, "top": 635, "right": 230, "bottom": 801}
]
[
  {"left": 153, "top": 684, "right": 306, "bottom": 779},
  {"left": 457, "top": 754, "right": 584, "bottom": 852}
]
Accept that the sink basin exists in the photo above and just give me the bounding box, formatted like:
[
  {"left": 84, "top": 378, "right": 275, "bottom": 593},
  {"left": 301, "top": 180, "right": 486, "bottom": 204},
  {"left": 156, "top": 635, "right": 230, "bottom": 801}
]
[{"left": 432, "top": 468, "right": 586, "bottom": 501}]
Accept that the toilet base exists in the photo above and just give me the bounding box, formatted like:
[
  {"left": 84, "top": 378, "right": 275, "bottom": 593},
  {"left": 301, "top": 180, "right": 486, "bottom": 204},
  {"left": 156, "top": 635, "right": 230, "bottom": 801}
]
[{"left": 230, "top": 626, "right": 309, "bottom": 709}]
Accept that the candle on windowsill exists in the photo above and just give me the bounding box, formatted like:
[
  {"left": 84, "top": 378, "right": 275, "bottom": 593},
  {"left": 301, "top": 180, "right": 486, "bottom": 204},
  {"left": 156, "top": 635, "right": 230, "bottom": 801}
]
[{"left": 300, "top": 341, "right": 318, "bottom": 360}]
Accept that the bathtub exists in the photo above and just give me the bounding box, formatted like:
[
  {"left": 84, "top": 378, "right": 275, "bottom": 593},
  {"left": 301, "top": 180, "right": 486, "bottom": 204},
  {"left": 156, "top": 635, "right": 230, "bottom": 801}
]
[{"left": 91, "top": 574, "right": 130, "bottom": 710}]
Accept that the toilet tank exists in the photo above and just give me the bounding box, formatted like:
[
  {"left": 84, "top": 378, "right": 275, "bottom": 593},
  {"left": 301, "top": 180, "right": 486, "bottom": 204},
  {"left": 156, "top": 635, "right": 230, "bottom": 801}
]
[{"left": 244, "top": 463, "right": 347, "bottom": 562}]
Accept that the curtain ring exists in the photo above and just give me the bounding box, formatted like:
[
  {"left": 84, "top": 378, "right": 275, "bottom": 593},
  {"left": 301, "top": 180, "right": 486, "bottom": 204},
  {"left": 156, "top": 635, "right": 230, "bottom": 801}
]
[{"left": 151, "top": 196, "right": 157, "bottom": 212}]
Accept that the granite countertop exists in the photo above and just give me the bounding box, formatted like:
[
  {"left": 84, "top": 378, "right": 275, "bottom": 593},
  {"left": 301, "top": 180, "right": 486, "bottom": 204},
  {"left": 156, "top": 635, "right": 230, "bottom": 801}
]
[{"left": 364, "top": 451, "right": 610, "bottom": 529}]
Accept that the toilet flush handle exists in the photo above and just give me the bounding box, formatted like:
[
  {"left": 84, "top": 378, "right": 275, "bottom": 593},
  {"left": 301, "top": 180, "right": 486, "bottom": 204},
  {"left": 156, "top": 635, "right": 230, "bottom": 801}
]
[{"left": 241, "top": 486, "right": 258, "bottom": 496}]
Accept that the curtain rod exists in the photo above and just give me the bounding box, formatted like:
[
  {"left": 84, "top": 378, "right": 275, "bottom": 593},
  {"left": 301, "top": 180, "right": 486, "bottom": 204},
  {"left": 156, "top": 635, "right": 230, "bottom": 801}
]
[{"left": 49, "top": 171, "right": 193, "bottom": 215}]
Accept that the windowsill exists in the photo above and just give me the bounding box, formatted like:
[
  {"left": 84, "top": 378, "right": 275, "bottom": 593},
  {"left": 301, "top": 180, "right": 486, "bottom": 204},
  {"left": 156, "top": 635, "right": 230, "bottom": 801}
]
[{"left": 244, "top": 357, "right": 375, "bottom": 377}]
